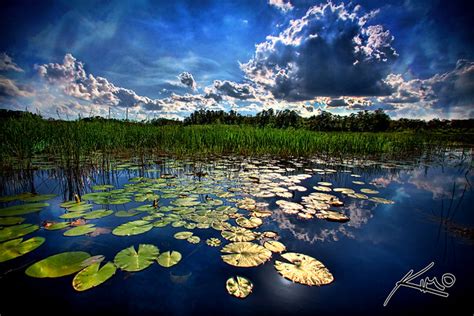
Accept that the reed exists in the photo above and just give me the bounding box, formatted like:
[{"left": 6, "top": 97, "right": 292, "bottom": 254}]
[{"left": 0, "top": 115, "right": 469, "bottom": 166}]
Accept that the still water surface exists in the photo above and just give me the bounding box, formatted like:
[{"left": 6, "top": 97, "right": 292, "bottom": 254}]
[{"left": 0, "top": 151, "right": 473, "bottom": 315}]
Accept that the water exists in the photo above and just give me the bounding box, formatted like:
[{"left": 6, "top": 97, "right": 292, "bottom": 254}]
[{"left": 0, "top": 150, "right": 473, "bottom": 315}]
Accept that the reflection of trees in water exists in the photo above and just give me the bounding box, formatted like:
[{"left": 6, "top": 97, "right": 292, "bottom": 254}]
[{"left": 272, "top": 199, "right": 376, "bottom": 243}]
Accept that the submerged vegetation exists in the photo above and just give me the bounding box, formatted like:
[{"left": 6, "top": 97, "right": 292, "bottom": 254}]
[{"left": 1, "top": 109, "right": 472, "bottom": 168}]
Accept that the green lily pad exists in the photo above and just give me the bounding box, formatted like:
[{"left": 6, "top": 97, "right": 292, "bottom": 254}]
[
  {"left": 59, "top": 211, "right": 85, "bottom": 219},
  {"left": 187, "top": 236, "right": 200, "bottom": 244},
  {"left": 72, "top": 262, "right": 117, "bottom": 291},
  {"left": 44, "top": 222, "right": 70, "bottom": 230},
  {"left": 83, "top": 209, "right": 114, "bottom": 219},
  {"left": 274, "top": 252, "right": 334, "bottom": 286},
  {"left": 0, "top": 224, "right": 39, "bottom": 242},
  {"left": 156, "top": 251, "right": 182, "bottom": 267},
  {"left": 0, "top": 202, "right": 49, "bottom": 216},
  {"left": 0, "top": 237, "right": 45, "bottom": 263},
  {"left": 114, "top": 244, "right": 159, "bottom": 272},
  {"left": 226, "top": 276, "right": 253, "bottom": 298},
  {"left": 221, "top": 227, "right": 256, "bottom": 242},
  {"left": 26, "top": 251, "right": 91, "bottom": 278},
  {"left": 64, "top": 224, "right": 97, "bottom": 237},
  {"left": 236, "top": 216, "right": 263, "bottom": 229},
  {"left": 174, "top": 231, "right": 193, "bottom": 240},
  {"left": 0, "top": 217, "right": 25, "bottom": 226},
  {"left": 92, "top": 185, "right": 115, "bottom": 191},
  {"left": 112, "top": 220, "right": 152, "bottom": 236},
  {"left": 68, "top": 204, "right": 93, "bottom": 212}
]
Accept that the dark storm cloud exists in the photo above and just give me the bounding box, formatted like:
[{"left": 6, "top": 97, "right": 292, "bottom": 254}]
[{"left": 241, "top": 2, "right": 398, "bottom": 101}]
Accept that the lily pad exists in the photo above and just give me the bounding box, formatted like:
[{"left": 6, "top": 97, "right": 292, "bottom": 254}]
[
  {"left": 174, "top": 231, "right": 193, "bottom": 240},
  {"left": 112, "top": 220, "right": 152, "bottom": 236},
  {"left": 0, "top": 217, "right": 25, "bottom": 226},
  {"left": 221, "top": 227, "right": 257, "bottom": 242},
  {"left": 206, "top": 238, "right": 222, "bottom": 247},
  {"left": 263, "top": 240, "right": 286, "bottom": 253},
  {"left": 114, "top": 244, "right": 159, "bottom": 272},
  {"left": 0, "top": 224, "right": 39, "bottom": 242},
  {"left": 236, "top": 216, "right": 263, "bottom": 229},
  {"left": 72, "top": 262, "right": 116, "bottom": 292},
  {"left": 157, "top": 251, "right": 182, "bottom": 267},
  {"left": 187, "top": 236, "right": 200, "bottom": 244},
  {"left": 26, "top": 251, "right": 91, "bottom": 278},
  {"left": 221, "top": 242, "right": 272, "bottom": 267},
  {"left": 64, "top": 224, "right": 97, "bottom": 236},
  {"left": 92, "top": 184, "right": 115, "bottom": 191},
  {"left": 360, "top": 188, "right": 379, "bottom": 194},
  {"left": 0, "top": 202, "right": 49, "bottom": 216},
  {"left": 43, "top": 221, "right": 70, "bottom": 230},
  {"left": 226, "top": 276, "right": 253, "bottom": 299},
  {"left": 83, "top": 209, "right": 113, "bottom": 219},
  {"left": 0, "top": 237, "right": 45, "bottom": 262},
  {"left": 59, "top": 211, "right": 85, "bottom": 219},
  {"left": 274, "top": 252, "right": 334, "bottom": 286},
  {"left": 370, "top": 197, "right": 395, "bottom": 204},
  {"left": 21, "top": 194, "right": 56, "bottom": 202}
]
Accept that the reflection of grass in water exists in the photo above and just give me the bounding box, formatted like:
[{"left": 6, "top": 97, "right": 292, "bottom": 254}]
[{"left": 0, "top": 114, "right": 469, "bottom": 166}]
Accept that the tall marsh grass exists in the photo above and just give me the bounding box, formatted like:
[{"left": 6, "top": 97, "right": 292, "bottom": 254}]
[{"left": 0, "top": 115, "right": 469, "bottom": 166}]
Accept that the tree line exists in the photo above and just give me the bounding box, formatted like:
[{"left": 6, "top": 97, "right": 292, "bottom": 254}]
[{"left": 1, "top": 108, "right": 473, "bottom": 132}]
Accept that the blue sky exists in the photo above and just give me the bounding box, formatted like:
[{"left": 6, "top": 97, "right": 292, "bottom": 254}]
[{"left": 0, "top": 0, "right": 473, "bottom": 120}]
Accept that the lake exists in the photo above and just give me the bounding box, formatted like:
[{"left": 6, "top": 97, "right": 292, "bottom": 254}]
[{"left": 0, "top": 149, "right": 473, "bottom": 315}]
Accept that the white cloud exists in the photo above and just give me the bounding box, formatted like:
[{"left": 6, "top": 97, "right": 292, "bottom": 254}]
[
  {"left": 268, "top": 0, "right": 293, "bottom": 13},
  {"left": 0, "top": 53, "right": 24, "bottom": 72}
]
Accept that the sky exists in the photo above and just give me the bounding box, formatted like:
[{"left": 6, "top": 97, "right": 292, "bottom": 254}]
[{"left": 0, "top": 0, "right": 473, "bottom": 120}]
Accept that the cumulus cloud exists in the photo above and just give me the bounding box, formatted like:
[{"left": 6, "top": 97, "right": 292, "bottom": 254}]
[
  {"left": 327, "top": 97, "right": 372, "bottom": 110},
  {"left": 0, "top": 76, "right": 33, "bottom": 98},
  {"left": 205, "top": 80, "right": 256, "bottom": 101},
  {"left": 241, "top": 2, "right": 397, "bottom": 101},
  {"left": 178, "top": 71, "right": 197, "bottom": 90},
  {"left": 378, "top": 59, "right": 474, "bottom": 117},
  {"left": 268, "top": 0, "right": 293, "bottom": 13},
  {"left": 0, "top": 53, "right": 24, "bottom": 72}
]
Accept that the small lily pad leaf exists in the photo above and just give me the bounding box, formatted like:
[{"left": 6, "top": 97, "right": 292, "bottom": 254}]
[
  {"left": 92, "top": 184, "right": 114, "bottom": 191},
  {"left": 206, "top": 238, "right": 221, "bottom": 247},
  {"left": 174, "top": 231, "right": 193, "bottom": 240},
  {"left": 226, "top": 276, "right": 253, "bottom": 299},
  {"left": 369, "top": 197, "right": 395, "bottom": 204},
  {"left": 0, "top": 224, "right": 39, "bottom": 242},
  {"left": 72, "top": 262, "right": 116, "bottom": 292},
  {"left": 43, "top": 221, "right": 70, "bottom": 230},
  {"left": 235, "top": 216, "right": 263, "bottom": 229},
  {"left": 0, "top": 217, "right": 25, "bottom": 226},
  {"left": 0, "top": 202, "right": 49, "bottom": 216},
  {"left": 83, "top": 209, "right": 113, "bottom": 220},
  {"left": 114, "top": 244, "right": 159, "bottom": 272},
  {"left": 59, "top": 211, "right": 85, "bottom": 219},
  {"left": 360, "top": 188, "right": 379, "bottom": 194},
  {"left": 64, "top": 224, "right": 97, "bottom": 237},
  {"left": 157, "top": 251, "right": 182, "bottom": 268},
  {"left": 221, "top": 227, "right": 256, "bottom": 242},
  {"left": 187, "top": 236, "right": 200, "bottom": 244},
  {"left": 26, "top": 251, "right": 91, "bottom": 278},
  {"left": 0, "top": 237, "right": 45, "bottom": 263},
  {"left": 263, "top": 240, "right": 286, "bottom": 253},
  {"left": 221, "top": 242, "right": 272, "bottom": 267},
  {"left": 274, "top": 252, "right": 334, "bottom": 286},
  {"left": 112, "top": 220, "right": 152, "bottom": 236}
]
